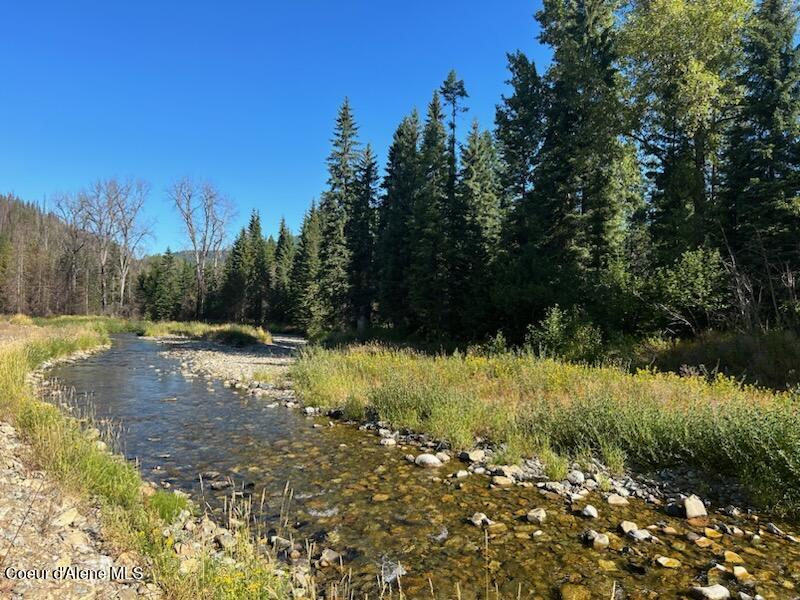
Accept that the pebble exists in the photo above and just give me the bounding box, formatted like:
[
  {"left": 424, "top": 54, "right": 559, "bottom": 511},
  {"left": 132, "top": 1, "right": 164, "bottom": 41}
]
[
  {"left": 656, "top": 555, "right": 681, "bottom": 568},
  {"left": 567, "top": 470, "right": 585, "bottom": 485},
  {"left": 492, "top": 475, "right": 514, "bottom": 487},
  {"left": 470, "top": 512, "right": 494, "bottom": 527},
  {"left": 581, "top": 505, "right": 598, "bottom": 519},
  {"left": 460, "top": 449, "right": 485, "bottom": 463},
  {"left": 379, "top": 438, "right": 396, "bottom": 446}
]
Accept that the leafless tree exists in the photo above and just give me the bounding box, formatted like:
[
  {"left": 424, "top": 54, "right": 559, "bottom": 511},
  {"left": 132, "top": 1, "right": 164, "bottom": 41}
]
[
  {"left": 169, "top": 178, "right": 232, "bottom": 317},
  {"left": 83, "top": 179, "right": 121, "bottom": 314},
  {"left": 112, "top": 179, "right": 151, "bottom": 312},
  {"left": 54, "top": 192, "right": 90, "bottom": 313}
]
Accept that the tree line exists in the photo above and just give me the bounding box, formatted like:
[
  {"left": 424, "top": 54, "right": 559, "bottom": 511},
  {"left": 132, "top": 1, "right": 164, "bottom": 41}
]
[{"left": 7, "top": 0, "right": 800, "bottom": 347}]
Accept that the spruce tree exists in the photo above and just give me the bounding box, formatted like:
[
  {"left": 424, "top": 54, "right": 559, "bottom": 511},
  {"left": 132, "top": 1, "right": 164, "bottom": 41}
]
[
  {"left": 514, "top": 0, "right": 628, "bottom": 325},
  {"left": 376, "top": 111, "right": 421, "bottom": 328},
  {"left": 456, "top": 121, "right": 504, "bottom": 332},
  {"left": 220, "top": 228, "right": 251, "bottom": 321},
  {"left": 245, "top": 211, "right": 269, "bottom": 324},
  {"left": 721, "top": 0, "right": 800, "bottom": 326},
  {"left": 347, "top": 144, "right": 379, "bottom": 331},
  {"left": 495, "top": 51, "right": 547, "bottom": 207},
  {"left": 409, "top": 92, "right": 450, "bottom": 334},
  {"left": 271, "top": 218, "right": 296, "bottom": 323},
  {"left": 319, "top": 99, "right": 359, "bottom": 330},
  {"left": 291, "top": 204, "right": 325, "bottom": 336}
]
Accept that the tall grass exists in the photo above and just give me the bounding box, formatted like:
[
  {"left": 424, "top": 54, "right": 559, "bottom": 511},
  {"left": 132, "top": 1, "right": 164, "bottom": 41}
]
[
  {"left": 292, "top": 344, "right": 800, "bottom": 514},
  {"left": 0, "top": 319, "right": 288, "bottom": 599},
  {"left": 142, "top": 321, "right": 272, "bottom": 346}
]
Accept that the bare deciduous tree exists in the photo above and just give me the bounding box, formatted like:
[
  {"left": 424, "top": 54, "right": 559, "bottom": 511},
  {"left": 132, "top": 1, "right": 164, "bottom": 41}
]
[
  {"left": 169, "top": 178, "right": 232, "bottom": 317},
  {"left": 54, "top": 192, "right": 90, "bottom": 313},
  {"left": 83, "top": 180, "right": 120, "bottom": 313},
  {"left": 112, "top": 179, "right": 151, "bottom": 313}
]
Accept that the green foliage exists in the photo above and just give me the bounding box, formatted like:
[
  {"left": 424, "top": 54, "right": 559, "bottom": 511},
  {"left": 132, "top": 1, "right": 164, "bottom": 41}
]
[
  {"left": 290, "top": 204, "right": 325, "bottom": 337},
  {"left": 524, "top": 305, "right": 603, "bottom": 362},
  {"left": 270, "top": 218, "right": 296, "bottom": 323}
]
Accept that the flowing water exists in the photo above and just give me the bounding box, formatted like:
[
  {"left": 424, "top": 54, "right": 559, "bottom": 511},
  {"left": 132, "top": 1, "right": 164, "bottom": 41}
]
[{"left": 48, "top": 334, "right": 800, "bottom": 599}]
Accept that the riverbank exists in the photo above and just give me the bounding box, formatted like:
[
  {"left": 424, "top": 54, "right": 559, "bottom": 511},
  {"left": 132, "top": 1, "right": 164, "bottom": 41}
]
[
  {"left": 0, "top": 319, "right": 290, "bottom": 600},
  {"left": 152, "top": 330, "right": 800, "bottom": 599}
]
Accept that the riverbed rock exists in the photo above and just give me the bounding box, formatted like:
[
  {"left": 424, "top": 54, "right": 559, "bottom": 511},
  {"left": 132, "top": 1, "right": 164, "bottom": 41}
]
[
  {"left": 415, "top": 453, "right": 443, "bottom": 468},
  {"left": 567, "top": 470, "right": 585, "bottom": 485},
  {"left": 656, "top": 555, "right": 681, "bottom": 568},
  {"left": 527, "top": 507, "right": 547, "bottom": 524},
  {"left": 470, "top": 512, "right": 494, "bottom": 527},
  {"left": 607, "top": 493, "right": 629, "bottom": 506},
  {"left": 460, "top": 449, "right": 485, "bottom": 463},
  {"left": 453, "top": 469, "right": 469, "bottom": 479},
  {"left": 685, "top": 495, "right": 707, "bottom": 519},
  {"left": 692, "top": 584, "right": 731, "bottom": 600},
  {"left": 319, "top": 548, "right": 341, "bottom": 567},
  {"left": 619, "top": 521, "right": 638, "bottom": 535},
  {"left": 435, "top": 451, "right": 451, "bottom": 463},
  {"left": 581, "top": 505, "right": 598, "bottom": 519},
  {"left": 380, "top": 438, "right": 396, "bottom": 446},
  {"left": 492, "top": 475, "right": 514, "bottom": 487}
]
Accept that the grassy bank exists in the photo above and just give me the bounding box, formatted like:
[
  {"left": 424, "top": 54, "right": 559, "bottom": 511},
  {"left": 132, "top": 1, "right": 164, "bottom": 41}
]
[
  {"left": 0, "top": 317, "right": 288, "bottom": 599},
  {"left": 141, "top": 321, "right": 272, "bottom": 346},
  {"left": 292, "top": 344, "right": 800, "bottom": 514}
]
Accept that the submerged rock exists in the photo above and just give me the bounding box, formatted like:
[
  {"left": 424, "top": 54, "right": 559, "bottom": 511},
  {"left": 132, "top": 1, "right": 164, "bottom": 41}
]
[
  {"left": 414, "top": 453, "right": 443, "bottom": 468},
  {"left": 527, "top": 507, "right": 547, "bottom": 524},
  {"left": 692, "top": 584, "right": 730, "bottom": 600},
  {"left": 581, "top": 505, "right": 598, "bottom": 519}
]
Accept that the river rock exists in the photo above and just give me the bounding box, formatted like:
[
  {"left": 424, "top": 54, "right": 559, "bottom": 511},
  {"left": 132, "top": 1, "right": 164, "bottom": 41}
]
[
  {"left": 319, "top": 548, "right": 341, "bottom": 567},
  {"left": 765, "top": 522, "right": 784, "bottom": 536},
  {"left": 581, "top": 505, "right": 598, "bottom": 519},
  {"left": 619, "top": 521, "right": 638, "bottom": 535},
  {"left": 453, "top": 470, "right": 469, "bottom": 479},
  {"left": 527, "top": 508, "right": 547, "bottom": 524},
  {"left": 470, "top": 512, "right": 493, "bottom": 527},
  {"left": 685, "top": 495, "right": 707, "bottom": 519},
  {"left": 380, "top": 438, "right": 396, "bottom": 446},
  {"left": 656, "top": 555, "right": 680, "bottom": 568},
  {"left": 415, "top": 453, "right": 443, "bottom": 468},
  {"left": 567, "top": 470, "right": 585, "bottom": 485},
  {"left": 460, "top": 449, "right": 485, "bottom": 463},
  {"left": 435, "top": 451, "right": 451, "bottom": 463},
  {"left": 628, "top": 528, "right": 652, "bottom": 542},
  {"left": 492, "top": 475, "right": 514, "bottom": 487},
  {"left": 607, "top": 493, "right": 629, "bottom": 506},
  {"left": 692, "top": 584, "right": 731, "bottom": 600}
]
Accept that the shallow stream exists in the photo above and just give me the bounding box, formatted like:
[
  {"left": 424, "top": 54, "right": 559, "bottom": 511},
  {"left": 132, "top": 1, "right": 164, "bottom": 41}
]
[{"left": 47, "top": 334, "right": 800, "bottom": 599}]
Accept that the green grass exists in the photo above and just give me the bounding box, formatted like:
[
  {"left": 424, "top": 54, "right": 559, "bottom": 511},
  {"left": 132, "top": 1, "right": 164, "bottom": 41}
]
[
  {"left": 292, "top": 343, "right": 800, "bottom": 514},
  {"left": 0, "top": 318, "right": 288, "bottom": 599},
  {"left": 142, "top": 321, "right": 273, "bottom": 346}
]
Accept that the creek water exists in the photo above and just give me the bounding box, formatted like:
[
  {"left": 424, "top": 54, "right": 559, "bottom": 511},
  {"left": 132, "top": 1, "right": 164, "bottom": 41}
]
[{"left": 47, "top": 334, "right": 800, "bottom": 599}]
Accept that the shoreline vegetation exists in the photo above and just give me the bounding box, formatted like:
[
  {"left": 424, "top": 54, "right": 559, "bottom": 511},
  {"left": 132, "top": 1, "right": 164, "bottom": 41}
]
[
  {"left": 0, "top": 316, "right": 289, "bottom": 599},
  {"left": 291, "top": 343, "right": 800, "bottom": 515}
]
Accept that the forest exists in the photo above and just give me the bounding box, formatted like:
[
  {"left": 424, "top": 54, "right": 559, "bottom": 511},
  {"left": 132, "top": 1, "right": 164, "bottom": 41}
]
[{"left": 4, "top": 0, "right": 799, "bottom": 360}]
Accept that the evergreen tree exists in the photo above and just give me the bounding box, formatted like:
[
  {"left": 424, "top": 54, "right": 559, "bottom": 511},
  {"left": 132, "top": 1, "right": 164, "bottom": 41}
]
[
  {"left": 376, "top": 111, "right": 421, "bottom": 328},
  {"left": 408, "top": 92, "right": 451, "bottom": 334},
  {"left": 271, "top": 218, "right": 296, "bottom": 323},
  {"left": 319, "top": 99, "right": 359, "bottom": 330},
  {"left": 291, "top": 204, "right": 325, "bottom": 335},
  {"left": 495, "top": 51, "right": 547, "bottom": 207},
  {"left": 721, "top": 0, "right": 800, "bottom": 327},
  {"left": 347, "top": 144, "right": 379, "bottom": 331},
  {"left": 440, "top": 70, "right": 469, "bottom": 205},
  {"left": 456, "top": 121, "right": 504, "bottom": 332},
  {"left": 511, "top": 0, "right": 629, "bottom": 327},
  {"left": 245, "top": 211, "right": 269, "bottom": 324},
  {"left": 220, "top": 228, "right": 250, "bottom": 321}
]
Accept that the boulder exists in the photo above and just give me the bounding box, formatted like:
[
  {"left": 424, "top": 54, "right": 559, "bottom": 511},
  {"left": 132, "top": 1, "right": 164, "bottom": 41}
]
[{"left": 414, "top": 453, "right": 443, "bottom": 468}]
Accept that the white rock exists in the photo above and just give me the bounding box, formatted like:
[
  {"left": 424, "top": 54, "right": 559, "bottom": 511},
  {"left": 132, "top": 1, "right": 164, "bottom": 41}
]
[
  {"left": 692, "top": 584, "right": 730, "bottom": 600},
  {"left": 414, "top": 453, "right": 443, "bottom": 468},
  {"left": 685, "top": 494, "right": 707, "bottom": 519},
  {"left": 582, "top": 505, "right": 599, "bottom": 519},
  {"left": 527, "top": 508, "right": 547, "bottom": 524},
  {"left": 567, "top": 470, "right": 585, "bottom": 485},
  {"left": 607, "top": 493, "right": 629, "bottom": 506},
  {"left": 380, "top": 438, "right": 397, "bottom": 446}
]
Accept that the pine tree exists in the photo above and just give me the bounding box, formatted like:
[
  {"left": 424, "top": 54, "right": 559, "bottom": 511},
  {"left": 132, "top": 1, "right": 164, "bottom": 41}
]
[
  {"left": 408, "top": 92, "right": 450, "bottom": 334},
  {"left": 319, "top": 99, "right": 359, "bottom": 330},
  {"left": 245, "top": 211, "right": 269, "bottom": 324},
  {"left": 376, "top": 111, "right": 421, "bottom": 328},
  {"left": 220, "top": 228, "right": 250, "bottom": 321},
  {"left": 271, "top": 218, "right": 296, "bottom": 323},
  {"left": 456, "top": 121, "right": 504, "bottom": 332},
  {"left": 513, "top": 0, "right": 628, "bottom": 324},
  {"left": 347, "top": 144, "right": 379, "bottom": 331},
  {"left": 495, "top": 51, "right": 547, "bottom": 207},
  {"left": 291, "top": 204, "right": 325, "bottom": 336},
  {"left": 721, "top": 0, "right": 800, "bottom": 327}
]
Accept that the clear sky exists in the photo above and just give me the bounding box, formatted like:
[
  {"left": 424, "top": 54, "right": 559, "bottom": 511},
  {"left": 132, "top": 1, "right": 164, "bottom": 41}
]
[{"left": 0, "top": 1, "right": 548, "bottom": 253}]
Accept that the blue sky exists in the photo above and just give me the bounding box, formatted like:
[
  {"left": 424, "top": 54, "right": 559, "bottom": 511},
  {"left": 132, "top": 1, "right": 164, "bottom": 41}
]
[{"left": 0, "top": 1, "right": 547, "bottom": 253}]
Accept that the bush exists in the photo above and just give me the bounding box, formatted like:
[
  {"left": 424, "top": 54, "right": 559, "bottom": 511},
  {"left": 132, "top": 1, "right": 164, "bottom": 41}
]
[{"left": 524, "top": 305, "right": 603, "bottom": 362}]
